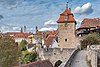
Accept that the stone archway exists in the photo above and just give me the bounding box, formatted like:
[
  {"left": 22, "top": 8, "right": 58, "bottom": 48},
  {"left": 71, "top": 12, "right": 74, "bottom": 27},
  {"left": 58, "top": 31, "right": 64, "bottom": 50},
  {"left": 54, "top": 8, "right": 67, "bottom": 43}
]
[{"left": 54, "top": 60, "right": 62, "bottom": 67}]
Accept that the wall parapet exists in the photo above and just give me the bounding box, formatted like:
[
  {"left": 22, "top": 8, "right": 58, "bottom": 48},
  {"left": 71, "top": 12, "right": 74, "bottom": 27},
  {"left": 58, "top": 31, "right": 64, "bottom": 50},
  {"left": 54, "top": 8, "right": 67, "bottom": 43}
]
[
  {"left": 38, "top": 48, "right": 76, "bottom": 66},
  {"left": 64, "top": 48, "right": 80, "bottom": 67},
  {"left": 87, "top": 45, "right": 100, "bottom": 67}
]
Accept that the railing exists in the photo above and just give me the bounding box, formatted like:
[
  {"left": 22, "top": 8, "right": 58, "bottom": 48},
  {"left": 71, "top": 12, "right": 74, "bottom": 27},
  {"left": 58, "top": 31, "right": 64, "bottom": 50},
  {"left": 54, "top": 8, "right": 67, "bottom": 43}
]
[{"left": 64, "top": 48, "right": 80, "bottom": 67}]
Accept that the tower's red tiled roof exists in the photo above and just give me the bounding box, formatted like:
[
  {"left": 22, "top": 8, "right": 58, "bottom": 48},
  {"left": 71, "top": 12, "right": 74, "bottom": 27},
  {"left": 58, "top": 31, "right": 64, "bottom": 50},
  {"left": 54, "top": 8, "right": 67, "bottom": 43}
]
[
  {"left": 79, "top": 18, "right": 100, "bottom": 28},
  {"left": 57, "top": 8, "right": 76, "bottom": 23}
]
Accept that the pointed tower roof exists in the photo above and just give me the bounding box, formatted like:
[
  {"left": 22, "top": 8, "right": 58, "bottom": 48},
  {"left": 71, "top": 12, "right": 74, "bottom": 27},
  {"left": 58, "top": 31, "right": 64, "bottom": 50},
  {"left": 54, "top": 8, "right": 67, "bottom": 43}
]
[{"left": 57, "top": 8, "right": 76, "bottom": 23}]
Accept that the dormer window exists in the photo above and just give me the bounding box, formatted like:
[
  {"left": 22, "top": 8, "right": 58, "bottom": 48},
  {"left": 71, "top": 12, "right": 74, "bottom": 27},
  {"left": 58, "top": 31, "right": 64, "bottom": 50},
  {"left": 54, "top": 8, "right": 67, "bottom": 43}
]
[{"left": 64, "top": 15, "right": 68, "bottom": 21}]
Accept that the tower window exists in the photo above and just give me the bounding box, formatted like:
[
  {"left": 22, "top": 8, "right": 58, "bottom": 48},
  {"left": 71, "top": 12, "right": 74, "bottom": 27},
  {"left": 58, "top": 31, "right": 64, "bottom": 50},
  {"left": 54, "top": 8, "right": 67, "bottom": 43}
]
[
  {"left": 65, "top": 39, "right": 67, "bottom": 42},
  {"left": 64, "top": 15, "right": 68, "bottom": 21}
]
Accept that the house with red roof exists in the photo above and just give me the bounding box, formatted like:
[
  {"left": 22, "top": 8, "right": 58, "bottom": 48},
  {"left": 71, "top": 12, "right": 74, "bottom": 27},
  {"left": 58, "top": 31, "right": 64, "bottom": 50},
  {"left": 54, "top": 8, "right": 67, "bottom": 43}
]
[
  {"left": 43, "top": 31, "right": 58, "bottom": 48},
  {"left": 76, "top": 18, "right": 100, "bottom": 37},
  {"left": 35, "top": 29, "right": 58, "bottom": 48},
  {"left": 6, "top": 32, "right": 32, "bottom": 43},
  {"left": 33, "top": 26, "right": 58, "bottom": 48}
]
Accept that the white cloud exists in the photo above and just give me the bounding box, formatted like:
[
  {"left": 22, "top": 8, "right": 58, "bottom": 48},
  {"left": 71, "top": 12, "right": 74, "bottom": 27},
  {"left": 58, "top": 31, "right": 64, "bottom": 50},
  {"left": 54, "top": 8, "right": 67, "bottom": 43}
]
[
  {"left": 75, "top": 19, "right": 83, "bottom": 28},
  {"left": 39, "top": 27, "right": 57, "bottom": 31},
  {"left": 39, "top": 20, "right": 57, "bottom": 31},
  {"left": 76, "top": 19, "right": 82, "bottom": 23},
  {"left": 44, "top": 20, "right": 57, "bottom": 26},
  {"left": 73, "top": 2, "right": 93, "bottom": 14},
  {"left": 12, "top": 27, "right": 20, "bottom": 30}
]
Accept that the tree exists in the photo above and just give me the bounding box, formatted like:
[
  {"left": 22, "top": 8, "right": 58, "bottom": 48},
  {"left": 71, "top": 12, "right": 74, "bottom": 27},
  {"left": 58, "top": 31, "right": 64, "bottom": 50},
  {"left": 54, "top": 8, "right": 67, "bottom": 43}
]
[
  {"left": 19, "top": 40, "right": 38, "bottom": 64},
  {"left": 0, "top": 36, "right": 21, "bottom": 67},
  {"left": 81, "top": 33, "right": 100, "bottom": 48},
  {"left": 20, "top": 40, "right": 28, "bottom": 51},
  {"left": 21, "top": 50, "right": 38, "bottom": 64}
]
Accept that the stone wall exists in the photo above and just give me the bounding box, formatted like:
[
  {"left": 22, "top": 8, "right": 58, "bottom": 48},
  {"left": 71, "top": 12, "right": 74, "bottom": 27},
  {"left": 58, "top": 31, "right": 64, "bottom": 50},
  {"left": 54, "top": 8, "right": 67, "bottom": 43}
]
[
  {"left": 97, "top": 51, "right": 100, "bottom": 67},
  {"left": 64, "top": 48, "right": 80, "bottom": 67},
  {"left": 87, "top": 45, "right": 100, "bottom": 67},
  {"left": 38, "top": 48, "right": 76, "bottom": 66}
]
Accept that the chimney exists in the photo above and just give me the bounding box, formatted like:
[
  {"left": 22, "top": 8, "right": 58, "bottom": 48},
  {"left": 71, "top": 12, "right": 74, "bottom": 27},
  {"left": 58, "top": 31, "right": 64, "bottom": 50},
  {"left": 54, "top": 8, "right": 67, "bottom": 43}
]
[{"left": 24, "top": 26, "right": 26, "bottom": 33}]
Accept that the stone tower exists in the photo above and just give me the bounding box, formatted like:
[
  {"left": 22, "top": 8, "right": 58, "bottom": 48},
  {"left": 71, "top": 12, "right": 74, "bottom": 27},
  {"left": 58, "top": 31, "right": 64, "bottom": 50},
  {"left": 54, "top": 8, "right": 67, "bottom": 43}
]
[{"left": 57, "top": 7, "right": 77, "bottom": 48}]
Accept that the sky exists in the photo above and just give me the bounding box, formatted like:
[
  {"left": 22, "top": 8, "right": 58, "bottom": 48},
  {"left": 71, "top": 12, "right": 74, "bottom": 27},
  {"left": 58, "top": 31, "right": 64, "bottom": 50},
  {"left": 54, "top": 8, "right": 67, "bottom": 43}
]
[{"left": 0, "top": 0, "right": 100, "bottom": 33}]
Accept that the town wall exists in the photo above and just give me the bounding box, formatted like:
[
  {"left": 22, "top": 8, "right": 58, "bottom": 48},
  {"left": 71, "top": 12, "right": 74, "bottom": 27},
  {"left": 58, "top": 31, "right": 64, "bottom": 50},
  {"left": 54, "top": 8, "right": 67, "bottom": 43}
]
[{"left": 38, "top": 48, "right": 76, "bottom": 66}]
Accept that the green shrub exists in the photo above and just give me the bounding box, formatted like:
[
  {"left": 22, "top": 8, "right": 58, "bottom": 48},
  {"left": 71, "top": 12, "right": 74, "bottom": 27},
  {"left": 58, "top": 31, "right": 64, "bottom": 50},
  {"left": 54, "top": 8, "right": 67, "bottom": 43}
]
[
  {"left": 81, "top": 33, "right": 100, "bottom": 49},
  {"left": 20, "top": 40, "right": 28, "bottom": 51},
  {"left": 21, "top": 51, "right": 38, "bottom": 64}
]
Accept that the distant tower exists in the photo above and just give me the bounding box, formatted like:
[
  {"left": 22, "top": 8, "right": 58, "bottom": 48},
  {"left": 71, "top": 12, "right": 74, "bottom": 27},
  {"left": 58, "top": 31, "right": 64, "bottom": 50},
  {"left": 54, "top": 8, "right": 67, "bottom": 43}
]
[
  {"left": 20, "top": 27, "right": 23, "bottom": 33},
  {"left": 36, "top": 26, "right": 38, "bottom": 33},
  {"left": 57, "top": 2, "right": 77, "bottom": 48},
  {"left": 24, "top": 26, "right": 26, "bottom": 33}
]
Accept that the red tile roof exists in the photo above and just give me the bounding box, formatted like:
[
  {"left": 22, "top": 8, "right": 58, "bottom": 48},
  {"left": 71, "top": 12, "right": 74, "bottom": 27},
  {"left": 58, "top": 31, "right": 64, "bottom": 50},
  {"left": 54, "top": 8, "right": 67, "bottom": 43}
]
[
  {"left": 7, "top": 32, "right": 32, "bottom": 38},
  {"left": 79, "top": 18, "right": 100, "bottom": 28},
  {"left": 35, "top": 30, "right": 58, "bottom": 48},
  {"left": 44, "top": 35, "right": 56, "bottom": 48},
  {"left": 42, "top": 30, "right": 58, "bottom": 39},
  {"left": 57, "top": 8, "right": 76, "bottom": 23},
  {"left": 36, "top": 31, "right": 42, "bottom": 35},
  {"left": 16, "top": 60, "right": 53, "bottom": 67},
  {"left": 44, "top": 30, "right": 58, "bottom": 48}
]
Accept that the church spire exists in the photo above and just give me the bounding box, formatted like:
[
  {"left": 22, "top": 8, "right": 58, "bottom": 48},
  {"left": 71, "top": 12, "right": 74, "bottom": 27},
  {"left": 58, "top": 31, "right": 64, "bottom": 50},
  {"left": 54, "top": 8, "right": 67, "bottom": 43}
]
[
  {"left": 66, "top": 0, "right": 69, "bottom": 9},
  {"left": 36, "top": 26, "right": 38, "bottom": 33}
]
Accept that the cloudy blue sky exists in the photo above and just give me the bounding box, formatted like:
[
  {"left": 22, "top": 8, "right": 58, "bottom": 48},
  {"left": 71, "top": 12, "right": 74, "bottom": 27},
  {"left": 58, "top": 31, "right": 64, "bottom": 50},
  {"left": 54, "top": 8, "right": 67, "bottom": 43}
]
[{"left": 0, "top": 0, "right": 100, "bottom": 33}]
